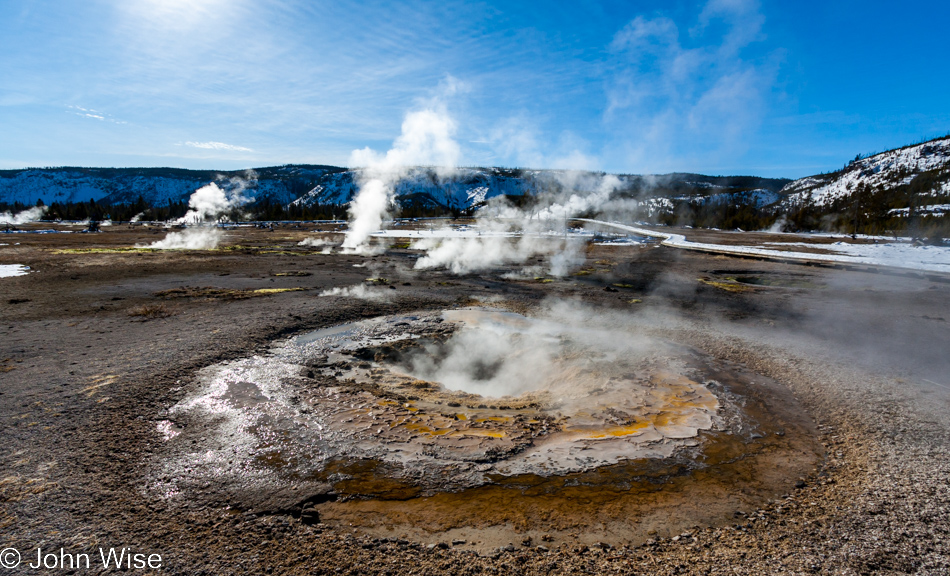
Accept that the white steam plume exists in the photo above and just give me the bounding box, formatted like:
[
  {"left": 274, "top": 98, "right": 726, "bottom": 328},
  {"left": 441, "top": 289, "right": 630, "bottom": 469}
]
[
  {"left": 0, "top": 206, "right": 48, "bottom": 225},
  {"left": 765, "top": 215, "right": 788, "bottom": 233},
  {"left": 318, "top": 284, "right": 388, "bottom": 300},
  {"left": 533, "top": 173, "right": 622, "bottom": 220},
  {"left": 147, "top": 171, "right": 256, "bottom": 250},
  {"left": 176, "top": 170, "right": 256, "bottom": 225},
  {"left": 412, "top": 172, "right": 623, "bottom": 276},
  {"left": 405, "top": 301, "right": 655, "bottom": 398},
  {"left": 342, "top": 103, "right": 460, "bottom": 253},
  {"left": 148, "top": 227, "right": 224, "bottom": 250},
  {"left": 412, "top": 224, "right": 585, "bottom": 276},
  {"left": 299, "top": 236, "right": 336, "bottom": 254}
]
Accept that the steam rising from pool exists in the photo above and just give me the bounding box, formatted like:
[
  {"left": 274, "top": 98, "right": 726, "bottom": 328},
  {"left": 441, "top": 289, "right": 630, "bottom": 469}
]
[
  {"left": 153, "top": 305, "right": 756, "bottom": 503},
  {"left": 343, "top": 96, "right": 460, "bottom": 253},
  {"left": 402, "top": 308, "right": 642, "bottom": 398},
  {"left": 145, "top": 172, "right": 257, "bottom": 250}
]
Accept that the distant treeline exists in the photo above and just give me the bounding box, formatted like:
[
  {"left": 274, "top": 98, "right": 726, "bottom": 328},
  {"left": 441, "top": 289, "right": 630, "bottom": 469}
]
[
  {"left": 633, "top": 174, "right": 949, "bottom": 240},
  {"left": 1, "top": 197, "right": 192, "bottom": 222},
  {"left": 251, "top": 197, "right": 463, "bottom": 220},
  {"left": 656, "top": 199, "right": 778, "bottom": 232},
  {"left": 655, "top": 198, "right": 948, "bottom": 241},
  {"left": 2, "top": 185, "right": 946, "bottom": 241},
  {"left": 781, "top": 168, "right": 950, "bottom": 240},
  {"left": 0, "top": 195, "right": 465, "bottom": 223}
]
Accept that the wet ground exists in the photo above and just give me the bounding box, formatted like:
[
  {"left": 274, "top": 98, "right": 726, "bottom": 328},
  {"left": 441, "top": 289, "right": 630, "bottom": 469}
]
[{"left": 1, "top": 222, "right": 948, "bottom": 574}]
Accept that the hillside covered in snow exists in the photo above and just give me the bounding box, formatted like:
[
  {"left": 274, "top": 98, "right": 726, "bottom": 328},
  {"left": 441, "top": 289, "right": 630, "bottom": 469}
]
[
  {"left": 0, "top": 163, "right": 789, "bottom": 215},
  {"left": 2, "top": 136, "right": 947, "bottom": 237},
  {"left": 776, "top": 136, "right": 950, "bottom": 234},
  {"left": 0, "top": 165, "right": 345, "bottom": 207},
  {"left": 289, "top": 167, "right": 546, "bottom": 210},
  {"left": 781, "top": 137, "right": 950, "bottom": 207}
]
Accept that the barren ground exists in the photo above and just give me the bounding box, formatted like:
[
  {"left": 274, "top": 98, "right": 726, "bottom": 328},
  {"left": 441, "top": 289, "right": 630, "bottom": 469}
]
[{"left": 1, "top": 223, "right": 948, "bottom": 575}]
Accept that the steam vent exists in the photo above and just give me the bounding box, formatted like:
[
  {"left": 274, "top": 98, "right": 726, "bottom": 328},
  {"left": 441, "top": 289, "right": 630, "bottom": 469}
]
[{"left": 152, "top": 307, "right": 820, "bottom": 548}]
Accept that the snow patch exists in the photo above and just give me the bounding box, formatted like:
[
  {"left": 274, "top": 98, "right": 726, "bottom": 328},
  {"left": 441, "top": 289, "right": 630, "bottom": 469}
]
[
  {"left": 0, "top": 264, "right": 30, "bottom": 278},
  {"left": 582, "top": 219, "right": 950, "bottom": 274}
]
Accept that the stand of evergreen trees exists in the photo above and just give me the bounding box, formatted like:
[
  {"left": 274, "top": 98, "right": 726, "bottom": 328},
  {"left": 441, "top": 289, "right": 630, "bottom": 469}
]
[
  {"left": 781, "top": 169, "right": 950, "bottom": 241},
  {"left": 0, "top": 196, "right": 465, "bottom": 223},
  {"left": 2, "top": 188, "right": 946, "bottom": 242}
]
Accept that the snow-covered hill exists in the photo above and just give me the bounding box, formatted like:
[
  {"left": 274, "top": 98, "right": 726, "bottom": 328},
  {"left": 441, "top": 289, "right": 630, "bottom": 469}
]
[
  {"left": 0, "top": 163, "right": 790, "bottom": 215},
  {"left": 291, "top": 167, "right": 545, "bottom": 209},
  {"left": 5, "top": 138, "right": 945, "bottom": 228},
  {"left": 0, "top": 169, "right": 206, "bottom": 205},
  {"left": 0, "top": 165, "right": 343, "bottom": 207},
  {"left": 780, "top": 137, "right": 950, "bottom": 208}
]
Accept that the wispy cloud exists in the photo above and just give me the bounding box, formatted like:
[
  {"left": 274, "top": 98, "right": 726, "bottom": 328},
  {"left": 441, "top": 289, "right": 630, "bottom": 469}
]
[
  {"left": 481, "top": 117, "right": 600, "bottom": 171},
  {"left": 183, "top": 141, "right": 254, "bottom": 153},
  {"left": 67, "top": 105, "right": 127, "bottom": 124},
  {"left": 3, "top": 0, "right": 946, "bottom": 176},
  {"left": 604, "top": 0, "right": 780, "bottom": 173}
]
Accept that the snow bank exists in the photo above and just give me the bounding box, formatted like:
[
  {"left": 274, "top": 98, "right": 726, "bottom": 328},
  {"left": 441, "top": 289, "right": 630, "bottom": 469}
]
[{"left": 581, "top": 219, "right": 950, "bottom": 274}]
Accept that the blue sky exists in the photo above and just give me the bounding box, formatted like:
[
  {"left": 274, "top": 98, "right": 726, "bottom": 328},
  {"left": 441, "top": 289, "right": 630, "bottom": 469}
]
[{"left": 1, "top": 0, "right": 948, "bottom": 177}]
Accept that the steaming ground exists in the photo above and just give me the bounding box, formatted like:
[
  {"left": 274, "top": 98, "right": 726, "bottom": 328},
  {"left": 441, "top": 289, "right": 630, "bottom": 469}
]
[
  {"left": 1, "top": 221, "right": 949, "bottom": 575},
  {"left": 153, "top": 306, "right": 814, "bottom": 520}
]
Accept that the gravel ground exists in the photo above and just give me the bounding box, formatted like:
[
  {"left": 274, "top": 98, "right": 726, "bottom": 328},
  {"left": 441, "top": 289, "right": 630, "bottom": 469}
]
[{"left": 0, "top": 224, "right": 948, "bottom": 575}]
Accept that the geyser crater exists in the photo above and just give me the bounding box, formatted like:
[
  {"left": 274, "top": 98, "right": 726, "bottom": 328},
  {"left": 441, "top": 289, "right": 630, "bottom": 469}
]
[{"left": 150, "top": 305, "right": 821, "bottom": 546}]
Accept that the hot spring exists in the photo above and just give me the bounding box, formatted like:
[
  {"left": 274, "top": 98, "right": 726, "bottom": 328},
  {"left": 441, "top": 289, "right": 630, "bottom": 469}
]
[{"left": 150, "top": 306, "right": 821, "bottom": 546}]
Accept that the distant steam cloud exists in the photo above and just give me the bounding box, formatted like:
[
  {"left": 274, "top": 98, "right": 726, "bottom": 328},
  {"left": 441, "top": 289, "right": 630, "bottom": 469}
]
[
  {"left": 412, "top": 172, "right": 623, "bottom": 276},
  {"left": 146, "top": 171, "right": 256, "bottom": 250},
  {"left": 533, "top": 173, "right": 623, "bottom": 220},
  {"left": 148, "top": 227, "right": 224, "bottom": 250},
  {"left": 176, "top": 171, "right": 256, "bottom": 225},
  {"left": 342, "top": 94, "right": 461, "bottom": 253},
  {"left": 765, "top": 215, "right": 788, "bottom": 233},
  {"left": 338, "top": 81, "right": 629, "bottom": 272},
  {"left": 299, "top": 236, "right": 335, "bottom": 254},
  {"left": 412, "top": 226, "right": 585, "bottom": 277},
  {"left": 0, "top": 205, "right": 47, "bottom": 225},
  {"left": 178, "top": 183, "right": 236, "bottom": 223},
  {"left": 185, "top": 141, "right": 254, "bottom": 152}
]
